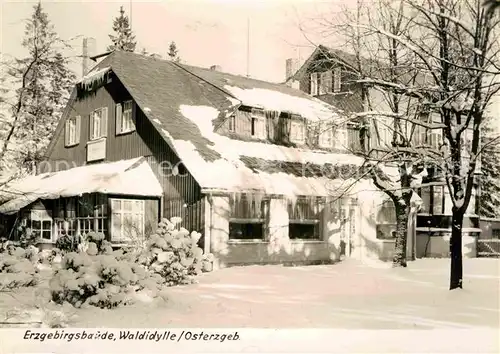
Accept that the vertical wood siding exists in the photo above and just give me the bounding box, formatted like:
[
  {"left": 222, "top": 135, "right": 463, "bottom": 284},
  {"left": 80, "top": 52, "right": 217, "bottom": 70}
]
[{"left": 43, "top": 79, "right": 205, "bottom": 234}]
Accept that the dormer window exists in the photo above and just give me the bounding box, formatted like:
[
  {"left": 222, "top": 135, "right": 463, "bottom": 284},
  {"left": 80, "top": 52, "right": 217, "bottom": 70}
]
[
  {"left": 290, "top": 118, "right": 305, "bottom": 145},
  {"left": 251, "top": 109, "right": 266, "bottom": 139},
  {"left": 319, "top": 123, "right": 333, "bottom": 148}
]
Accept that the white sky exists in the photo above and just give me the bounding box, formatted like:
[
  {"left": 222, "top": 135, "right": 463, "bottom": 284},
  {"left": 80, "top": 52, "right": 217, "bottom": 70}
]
[{"left": 0, "top": 0, "right": 347, "bottom": 83}]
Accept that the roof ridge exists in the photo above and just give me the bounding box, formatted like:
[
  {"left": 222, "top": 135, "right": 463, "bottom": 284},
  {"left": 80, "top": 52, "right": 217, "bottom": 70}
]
[{"left": 170, "top": 61, "right": 240, "bottom": 102}]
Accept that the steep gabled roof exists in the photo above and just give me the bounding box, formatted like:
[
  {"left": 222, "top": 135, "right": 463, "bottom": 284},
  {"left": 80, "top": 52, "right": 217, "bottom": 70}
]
[{"left": 47, "top": 51, "right": 370, "bottom": 198}]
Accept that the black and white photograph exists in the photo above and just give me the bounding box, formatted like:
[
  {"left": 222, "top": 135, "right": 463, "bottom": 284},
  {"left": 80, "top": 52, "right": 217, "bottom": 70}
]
[{"left": 0, "top": 0, "right": 499, "bottom": 352}]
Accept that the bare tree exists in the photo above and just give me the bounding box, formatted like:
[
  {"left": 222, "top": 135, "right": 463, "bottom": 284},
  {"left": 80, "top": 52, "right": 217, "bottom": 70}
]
[
  {"left": 308, "top": 0, "right": 431, "bottom": 267},
  {"left": 350, "top": 0, "right": 500, "bottom": 289}
]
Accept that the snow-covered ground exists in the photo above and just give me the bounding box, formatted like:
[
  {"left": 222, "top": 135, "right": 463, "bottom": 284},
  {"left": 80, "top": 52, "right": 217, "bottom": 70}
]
[{"left": 3, "top": 258, "right": 497, "bottom": 330}]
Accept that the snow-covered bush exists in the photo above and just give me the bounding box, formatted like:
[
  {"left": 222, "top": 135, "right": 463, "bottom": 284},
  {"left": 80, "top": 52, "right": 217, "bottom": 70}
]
[
  {"left": 140, "top": 217, "right": 213, "bottom": 286},
  {"left": 49, "top": 238, "right": 162, "bottom": 309},
  {"left": 55, "top": 234, "right": 79, "bottom": 252},
  {"left": 0, "top": 245, "right": 39, "bottom": 291}
]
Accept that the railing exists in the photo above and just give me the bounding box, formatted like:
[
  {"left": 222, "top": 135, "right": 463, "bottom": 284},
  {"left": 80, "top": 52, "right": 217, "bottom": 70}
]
[{"left": 477, "top": 239, "right": 500, "bottom": 257}]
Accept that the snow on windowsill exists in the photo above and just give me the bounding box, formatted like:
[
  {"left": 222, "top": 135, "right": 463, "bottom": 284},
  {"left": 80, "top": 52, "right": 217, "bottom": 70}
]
[
  {"left": 289, "top": 239, "right": 325, "bottom": 244},
  {"left": 227, "top": 239, "right": 268, "bottom": 244}
]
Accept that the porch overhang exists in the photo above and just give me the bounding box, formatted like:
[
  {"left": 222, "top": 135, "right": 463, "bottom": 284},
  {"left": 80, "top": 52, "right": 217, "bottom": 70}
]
[{"left": 0, "top": 157, "right": 163, "bottom": 215}]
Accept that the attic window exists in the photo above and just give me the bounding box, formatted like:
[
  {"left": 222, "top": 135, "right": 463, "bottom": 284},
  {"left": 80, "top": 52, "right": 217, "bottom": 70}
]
[
  {"left": 250, "top": 110, "right": 266, "bottom": 139},
  {"left": 319, "top": 71, "right": 332, "bottom": 95},
  {"left": 90, "top": 107, "right": 108, "bottom": 140},
  {"left": 319, "top": 123, "right": 333, "bottom": 148},
  {"left": 115, "top": 100, "right": 135, "bottom": 135},
  {"left": 65, "top": 116, "right": 81, "bottom": 147},
  {"left": 290, "top": 118, "right": 305, "bottom": 145}
]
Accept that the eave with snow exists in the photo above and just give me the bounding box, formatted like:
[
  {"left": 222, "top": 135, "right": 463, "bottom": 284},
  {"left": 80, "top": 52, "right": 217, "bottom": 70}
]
[{"left": 0, "top": 50, "right": 480, "bottom": 266}]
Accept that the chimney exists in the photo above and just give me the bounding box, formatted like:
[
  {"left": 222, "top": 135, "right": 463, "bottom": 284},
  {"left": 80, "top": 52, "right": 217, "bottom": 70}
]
[
  {"left": 210, "top": 65, "right": 222, "bottom": 72},
  {"left": 82, "top": 37, "right": 97, "bottom": 77},
  {"left": 285, "top": 58, "right": 299, "bottom": 82}
]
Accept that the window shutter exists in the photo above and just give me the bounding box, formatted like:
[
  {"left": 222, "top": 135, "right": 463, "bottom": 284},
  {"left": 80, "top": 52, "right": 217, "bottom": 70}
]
[
  {"left": 101, "top": 107, "right": 108, "bottom": 137},
  {"left": 115, "top": 103, "right": 123, "bottom": 135},
  {"left": 89, "top": 113, "right": 94, "bottom": 140},
  {"left": 333, "top": 67, "right": 341, "bottom": 92},
  {"left": 64, "top": 120, "right": 70, "bottom": 147},
  {"left": 75, "top": 116, "right": 81, "bottom": 144},
  {"left": 131, "top": 102, "right": 136, "bottom": 126}
]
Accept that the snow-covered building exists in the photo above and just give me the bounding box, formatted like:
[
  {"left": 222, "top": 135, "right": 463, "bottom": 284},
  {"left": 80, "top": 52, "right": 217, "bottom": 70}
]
[
  {"left": 287, "top": 45, "right": 480, "bottom": 258},
  {"left": 0, "top": 50, "right": 430, "bottom": 266}
]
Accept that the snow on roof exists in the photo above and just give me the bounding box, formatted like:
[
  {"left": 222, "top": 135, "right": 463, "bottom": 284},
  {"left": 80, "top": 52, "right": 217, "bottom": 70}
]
[
  {"left": 223, "top": 85, "right": 342, "bottom": 123},
  {"left": 0, "top": 157, "right": 163, "bottom": 215},
  {"left": 171, "top": 104, "right": 366, "bottom": 197},
  {"left": 77, "top": 66, "right": 111, "bottom": 90}
]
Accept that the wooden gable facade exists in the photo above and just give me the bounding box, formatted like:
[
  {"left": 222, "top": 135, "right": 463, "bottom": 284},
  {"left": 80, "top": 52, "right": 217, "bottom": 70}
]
[{"left": 41, "top": 75, "right": 205, "bottom": 237}]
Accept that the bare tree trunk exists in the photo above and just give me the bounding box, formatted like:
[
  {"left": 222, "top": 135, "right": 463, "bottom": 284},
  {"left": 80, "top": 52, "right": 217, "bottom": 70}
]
[
  {"left": 449, "top": 209, "right": 464, "bottom": 289},
  {"left": 393, "top": 200, "right": 410, "bottom": 267}
]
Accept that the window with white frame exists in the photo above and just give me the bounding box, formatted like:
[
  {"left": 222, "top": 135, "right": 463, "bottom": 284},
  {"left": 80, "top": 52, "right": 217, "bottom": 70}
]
[
  {"left": 333, "top": 67, "right": 342, "bottom": 92},
  {"left": 110, "top": 199, "right": 145, "bottom": 243},
  {"left": 90, "top": 107, "right": 108, "bottom": 140},
  {"left": 115, "top": 101, "right": 135, "bottom": 135},
  {"left": 64, "top": 116, "right": 80, "bottom": 147},
  {"left": 288, "top": 197, "right": 323, "bottom": 240},
  {"left": 30, "top": 210, "right": 53, "bottom": 241},
  {"left": 290, "top": 120, "right": 305, "bottom": 144},
  {"left": 310, "top": 72, "right": 319, "bottom": 96},
  {"left": 376, "top": 199, "right": 396, "bottom": 240},
  {"left": 229, "top": 194, "right": 268, "bottom": 240}
]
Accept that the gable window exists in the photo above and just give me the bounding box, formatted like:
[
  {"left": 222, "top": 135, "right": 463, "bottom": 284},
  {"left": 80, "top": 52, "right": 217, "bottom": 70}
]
[
  {"left": 376, "top": 199, "right": 396, "bottom": 240},
  {"left": 90, "top": 107, "right": 108, "bottom": 140},
  {"left": 310, "top": 72, "right": 319, "bottom": 96},
  {"left": 229, "top": 194, "right": 268, "bottom": 241},
  {"left": 251, "top": 111, "right": 266, "bottom": 139},
  {"left": 288, "top": 197, "right": 323, "bottom": 240},
  {"left": 333, "top": 67, "right": 342, "bottom": 92},
  {"left": 110, "top": 198, "right": 145, "bottom": 243},
  {"left": 290, "top": 119, "right": 305, "bottom": 144},
  {"left": 115, "top": 100, "right": 135, "bottom": 135},
  {"left": 319, "top": 71, "right": 332, "bottom": 95},
  {"left": 64, "top": 116, "right": 81, "bottom": 147}
]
